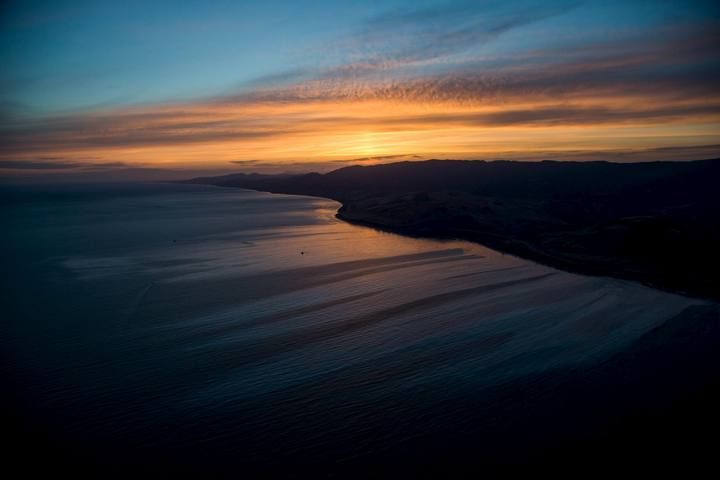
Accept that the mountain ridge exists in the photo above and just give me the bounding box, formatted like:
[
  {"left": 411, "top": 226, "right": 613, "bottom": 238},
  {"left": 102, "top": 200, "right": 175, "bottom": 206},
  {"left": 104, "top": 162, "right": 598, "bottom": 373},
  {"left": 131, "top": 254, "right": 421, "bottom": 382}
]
[{"left": 182, "top": 158, "right": 720, "bottom": 300}]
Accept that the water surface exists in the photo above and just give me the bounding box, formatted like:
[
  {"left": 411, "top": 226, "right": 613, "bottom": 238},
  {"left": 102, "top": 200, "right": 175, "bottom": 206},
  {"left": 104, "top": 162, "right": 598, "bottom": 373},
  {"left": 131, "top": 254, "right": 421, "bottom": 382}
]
[{"left": 0, "top": 183, "right": 707, "bottom": 474}]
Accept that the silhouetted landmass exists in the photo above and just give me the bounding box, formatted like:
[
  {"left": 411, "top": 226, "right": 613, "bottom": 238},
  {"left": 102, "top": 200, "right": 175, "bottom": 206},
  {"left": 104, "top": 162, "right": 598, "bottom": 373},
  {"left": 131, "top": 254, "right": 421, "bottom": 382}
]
[{"left": 183, "top": 159, "right": 720, "bottom": 299}]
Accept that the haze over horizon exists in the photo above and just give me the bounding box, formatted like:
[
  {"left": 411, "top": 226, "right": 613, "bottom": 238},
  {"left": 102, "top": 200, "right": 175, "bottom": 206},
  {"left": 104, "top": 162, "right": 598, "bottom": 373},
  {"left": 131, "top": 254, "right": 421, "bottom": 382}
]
[{"left": 1, "top": 0, "right": 719, "bottom": 181}]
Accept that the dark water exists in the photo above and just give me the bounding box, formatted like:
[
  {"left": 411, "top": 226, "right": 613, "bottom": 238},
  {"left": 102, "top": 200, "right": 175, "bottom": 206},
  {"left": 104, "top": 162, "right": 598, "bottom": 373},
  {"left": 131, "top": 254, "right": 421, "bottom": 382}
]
[{"left": 0, "top": 183, "right": 713, "bottom": 476}]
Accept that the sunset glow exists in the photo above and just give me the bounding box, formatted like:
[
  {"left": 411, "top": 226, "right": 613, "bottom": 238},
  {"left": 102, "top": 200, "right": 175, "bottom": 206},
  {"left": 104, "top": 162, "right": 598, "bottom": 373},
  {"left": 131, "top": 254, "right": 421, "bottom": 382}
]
[{"left": 1, "top": 0, "right": 719, "bottom": 179}]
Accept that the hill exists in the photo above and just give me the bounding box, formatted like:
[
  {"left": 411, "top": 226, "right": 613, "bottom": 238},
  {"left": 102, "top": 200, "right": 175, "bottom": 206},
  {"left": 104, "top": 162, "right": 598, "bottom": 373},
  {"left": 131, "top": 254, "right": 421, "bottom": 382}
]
[{"left": 183, "top": 159, "right": 720, "bottom": 299}]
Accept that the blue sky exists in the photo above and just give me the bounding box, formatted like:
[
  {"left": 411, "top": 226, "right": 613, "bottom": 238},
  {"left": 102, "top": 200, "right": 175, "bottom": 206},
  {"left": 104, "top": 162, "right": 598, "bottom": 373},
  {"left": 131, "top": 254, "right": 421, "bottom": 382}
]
[
  {"left": 0, "top": 0, "right": 718, "bottom": 178},
  {"left": 0, "top": 0, "right": 398, "bottom": 112},
  {"left": 2, "top": 0, "right": 717, "bottom": 114}
]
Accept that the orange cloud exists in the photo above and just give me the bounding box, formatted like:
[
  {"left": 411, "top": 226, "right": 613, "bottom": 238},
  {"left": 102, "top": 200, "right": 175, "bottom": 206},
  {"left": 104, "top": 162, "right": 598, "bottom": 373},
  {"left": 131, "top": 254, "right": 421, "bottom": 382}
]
[{"left": 2, "top": 22, "right": 720, "bottom": 177}]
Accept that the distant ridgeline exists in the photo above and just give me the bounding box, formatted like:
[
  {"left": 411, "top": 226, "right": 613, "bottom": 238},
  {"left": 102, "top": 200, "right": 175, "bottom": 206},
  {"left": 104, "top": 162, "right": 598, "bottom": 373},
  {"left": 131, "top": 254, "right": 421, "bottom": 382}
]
[{"left": 183, "top": 159, "right": 720, "bottom": 299}]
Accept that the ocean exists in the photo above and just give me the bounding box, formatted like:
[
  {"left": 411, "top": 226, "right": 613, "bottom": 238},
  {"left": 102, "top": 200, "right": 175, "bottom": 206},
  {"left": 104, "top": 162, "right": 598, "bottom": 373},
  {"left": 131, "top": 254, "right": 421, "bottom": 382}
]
[{"left": 0, "top": 183, "right": 712, "bottom": 476}]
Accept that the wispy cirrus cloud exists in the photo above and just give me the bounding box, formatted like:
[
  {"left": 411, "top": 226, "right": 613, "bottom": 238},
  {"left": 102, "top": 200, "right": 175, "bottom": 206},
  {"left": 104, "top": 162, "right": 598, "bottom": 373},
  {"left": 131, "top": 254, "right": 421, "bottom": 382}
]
[
  {"left": 229, "top": 160, "right": 263, "bottom": 165},
  {"left": 241, "top": 0, "right": 583, "bottom": 92},
  {"left": 346, "top": 154, "right": 424, "bottom": 162},
  {"left": 336, "top": 0, "right": 581, "bottom": 68},
  {"left": 0, "top": 157, "right": 128, "bottom": 170},
  {"left": 1, "top": 3, "right": 718, "bottom": 176},
  {"left": 4, "top": 91, "right": 716, "bottom": 158},
  {"left": 0, "top": 159, "right": 91, "bottom": 170},
  {"left": 240, "top": 21, "right": 720, "bottom": 106}
]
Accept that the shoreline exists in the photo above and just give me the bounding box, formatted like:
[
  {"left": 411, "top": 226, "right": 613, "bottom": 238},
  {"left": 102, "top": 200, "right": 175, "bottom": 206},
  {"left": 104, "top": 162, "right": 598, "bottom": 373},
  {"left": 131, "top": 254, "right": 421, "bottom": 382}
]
[
  {"left": 267, "top": 189, "right": 717, "bottom": 302},
  {"left": 334, "top": 206, "right": 697, "bottom": 299},
  {"left": 179, "top": 158, "right": 720, "bottom": 302}
]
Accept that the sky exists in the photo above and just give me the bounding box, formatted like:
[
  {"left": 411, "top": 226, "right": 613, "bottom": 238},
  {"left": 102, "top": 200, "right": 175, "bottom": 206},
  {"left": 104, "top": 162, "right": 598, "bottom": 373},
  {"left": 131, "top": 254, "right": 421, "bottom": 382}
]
[{"left": 1, "top": 0, "right": 719, "bottom": 180}]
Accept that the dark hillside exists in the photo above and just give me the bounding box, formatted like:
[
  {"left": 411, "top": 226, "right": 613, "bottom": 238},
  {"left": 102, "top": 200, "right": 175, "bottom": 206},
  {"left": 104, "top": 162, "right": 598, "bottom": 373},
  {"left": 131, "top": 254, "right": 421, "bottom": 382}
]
[{"left": 183, "top": 159, "right": 720, "bottom": 299}]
